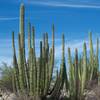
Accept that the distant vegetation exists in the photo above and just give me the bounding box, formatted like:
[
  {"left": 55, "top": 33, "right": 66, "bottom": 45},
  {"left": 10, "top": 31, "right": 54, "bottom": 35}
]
[{"left": 0, "top": 63, "right": 14, "bottom": 92}]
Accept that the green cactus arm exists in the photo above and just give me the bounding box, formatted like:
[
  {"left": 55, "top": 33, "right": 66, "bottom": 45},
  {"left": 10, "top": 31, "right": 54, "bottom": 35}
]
[
  {"left": 75, "top": 48, "right": 79, "bottom": 100},
  {"left": 28, "top": 21, "right": 31, "bottom": 50},
  {"left": 68, "top": 47, "right": 75, "bottom": 97},
  {"left": 29, "top": 48, "right": 34, "bottom": 95},
  {"left": 49, "top": 25, "right": 55, "bottom": 81},
  {"left": 81, "top": 42, "right": 87, "bottom": 95},
  {"left": 18, "top": 33, "right": 25, "bottom": 92},
  {"left": 95, "top": 38, "right": 99, "bottom": 83},
  {"left": 12, "top": 31, "right": 20, "bottom": 92},
  {"left": 89, "top": 32, "right": 94, "bottom": 80},
  {"left": 20, "top": 3, "right": 25, "bottom": 49}
]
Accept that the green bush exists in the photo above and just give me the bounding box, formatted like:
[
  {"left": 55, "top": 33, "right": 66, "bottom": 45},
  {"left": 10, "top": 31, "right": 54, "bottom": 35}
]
[{"left": 0, "top": 62, "right": 14, "bottom": 92}]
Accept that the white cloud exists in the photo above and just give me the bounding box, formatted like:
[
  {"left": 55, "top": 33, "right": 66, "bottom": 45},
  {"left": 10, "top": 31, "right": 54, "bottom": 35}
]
[
  {"left": 31, "top": 1, "right": 100, "bottom": 9},
  {"left": 0, "top": 56, "right": 12, "bottom": 66},
  {"left": 0, "top": 38, "right": 99, "bottom": 66},
  {"left": 0, "top": 17, "right": 19, "bottom": 21},
  {"left": 54, "top": 38, "right": 99, "bottom": 60}
]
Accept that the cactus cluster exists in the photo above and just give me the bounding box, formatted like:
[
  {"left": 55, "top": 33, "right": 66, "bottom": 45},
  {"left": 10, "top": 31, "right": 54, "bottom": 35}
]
[
  {"left": 12, "top": 3, "right": 99, "bottom": 100},
  {"left": 68, "top": 32, "right": 99, "bottom": 100}
]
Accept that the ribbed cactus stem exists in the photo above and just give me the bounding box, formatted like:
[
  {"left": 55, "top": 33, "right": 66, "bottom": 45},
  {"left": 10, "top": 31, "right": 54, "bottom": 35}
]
[
  {"left": 60, "top": 33, "right": 65, "bottom": 75},
  {"left": 62, "top": 33, "right": 65, "bottom": 61},
  {"left": 36, "top": 41, "right": 43, "bottom": 95},
  {"left": 28, "top": 21, "right": 31, "bottom": 49},
  {"left": 27, "top": 21, "right": 31, "bottom": 92},
  {"left": 81, "top": 42, "right": 87, "bottom": 96},
  {"left": 44, "top": 63, "right": 49, "bottom": 95},
  {"left": 96, "top": 38, "right": 99, "bottom": 63},
  {"left": 18, "top": 33, "right": 24, "bottom": 92},
  {"left": 62, "top": 34, "right": 65, "bottom": 62},
  {"left": 89, "top": 32, "right": 94, "bottom": 61},
  {"left": 78, "top": 55, "right": 82, "bottom": 81},
  {"left": 32, "top": 26, "right": 35, "bottom": 52},
  {"left": 29, "top": 48, "right": 34, "bottom": 95},
  {"left": 20, "top": 3, "right": 25, "bottom": 49},
  {"left": 62, "top": 34, "right": 68, "bottom": 90},
  {"left": 43, "top": 33, "right": 45, "bottom": 48},
  {"left": 45, "top": 33, "right": 49, "bottom": 62},
  {"left": 32, "top": 26, "right": 37, "bottom": 93},
  {"left": 12, "top": 31, "right": 16, "bottom": 55},
  {"left": 68, "top": 47, "right": 75, "bottom": 98},
  {"left": 36, "top": 57, "right": 40, "bottom": 95},
  {"left": 40, "top": 41, "right": 43, "bottom": 94},
  {"left": 19, "top": 3, "right": 28, "bottom": 92},
  {"left": 52, "top": 24, "right": 55, "bottom": 67},
  {"left": 96, "top": 38, "right": 99, "bottom": 83},
  {"left": 75, "top": 48, "right": 79, "bottom": 100},
  {"left": 89, "top": 32, "right": 94, "bottom": 80},
  {"left": 12, "top": 31, "right": 19, "bottom": 92},
  {"left": 45, "top": 33, "right": 48, "bottom": 49},
  {"left": 48, "top": 25, "right": 55, "bottom": 85}
]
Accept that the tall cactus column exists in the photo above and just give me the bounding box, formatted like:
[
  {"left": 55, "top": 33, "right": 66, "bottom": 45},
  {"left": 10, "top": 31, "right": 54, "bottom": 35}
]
[
  {"left": 68, "top": 47, "right": 75, "bottom": 99},
  {"left": 93, "top": 38, "right": 99, "bottom": 84},
  {"left": 48, "top": 25, "right": 55, "bottom": 86},
  {"left": 89, "top": 32, "right": 94, "bottom": 80},
  {"left": 81, "top": 43, "right": 87, "bottom": 97},
  {"left": 18, "top": 33, "right": 25, "bottom": 92},
  {"left": 12, "top": 31, "right": 20, "bottom": 92},
  {"left": 75, "top": 49, "right": 79, "bottom": 100},
  {"left": 96, "top": 38, "right": 99, "bottom": 83},
  {"left": 61, "top": 34, "right": 68, "bottom": 91},
  {"left": 18, "top": 3, "right": 27, "bottom": 93},
  {"left": 20, "top": 3, "right": 25, "bottom": 49},
  {"left": 28, "top": 21, "right": 31, "bottom": 49}
]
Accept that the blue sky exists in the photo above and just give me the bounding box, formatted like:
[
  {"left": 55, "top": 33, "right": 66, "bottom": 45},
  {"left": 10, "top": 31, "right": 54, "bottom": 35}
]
[{"left": 0, "top": 0, "right": 100, "bottom": 66}]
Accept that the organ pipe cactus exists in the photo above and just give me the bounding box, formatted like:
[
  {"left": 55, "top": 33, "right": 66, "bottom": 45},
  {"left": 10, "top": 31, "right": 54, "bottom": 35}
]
[
  {"left": 96, "top": 38, "right": 99, "bottom": 83},
  {"left": 68, "top": 47, "right": 75, "bottom": 99},
  {"left": 28, "top": 20, "right": 31, "bottom": 50},
  {"left": 61, "top": 34, "right": 68, "bottom": 91},
  {"left": 81, "top": 42, "right": 87, "bottom": 97},
  {"left": 92, "top": 38, "right": 99, "bottom": 84},
  {"left": 89, "top": 32, "right": 94, "bottom": 80},
  {"left": 20, "top": 3, "right": 25, "bottom": 49},
  {"left": 12, "top": 3, "right": 100, "bottom": 100},
  {"left": 12, "top": 3, "right": 57, "bottom": 98},
  {"left": 12, "top": 31, "right": 19, "bottom": 92},
  {"left": 75, "top": 49, "right": 79, "bottom": 100},
  {"left": 29, "top": 47, "right": 34, "bottom": 95}
]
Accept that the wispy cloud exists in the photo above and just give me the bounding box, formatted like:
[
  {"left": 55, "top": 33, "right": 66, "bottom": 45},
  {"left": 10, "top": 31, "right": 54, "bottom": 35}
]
[
  {"left": 31, "top": 1, "right": 100, "bottom": 9},
  {"left": 0, "top": 17, "right": 19, "bottom": 21},
  {"left": 0, "top": 37, "right": 99, "bottom": 66}
]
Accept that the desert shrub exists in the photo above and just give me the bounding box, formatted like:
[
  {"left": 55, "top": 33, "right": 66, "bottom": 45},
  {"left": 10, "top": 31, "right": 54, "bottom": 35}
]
[{"left": 0, "top": 62, "right": 14, "bottom": 92}]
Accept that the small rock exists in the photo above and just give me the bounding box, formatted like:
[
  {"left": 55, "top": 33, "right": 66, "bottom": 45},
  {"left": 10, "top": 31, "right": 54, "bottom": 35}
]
[
  {"left": 0, "top": 97, "right": 4, "bottom": 100},
  {"left": 7, "top": 93, "right": 17, "bottom": 100},
  {"left": 84, "top": 85, "right": 100, "bottom": 100}
]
